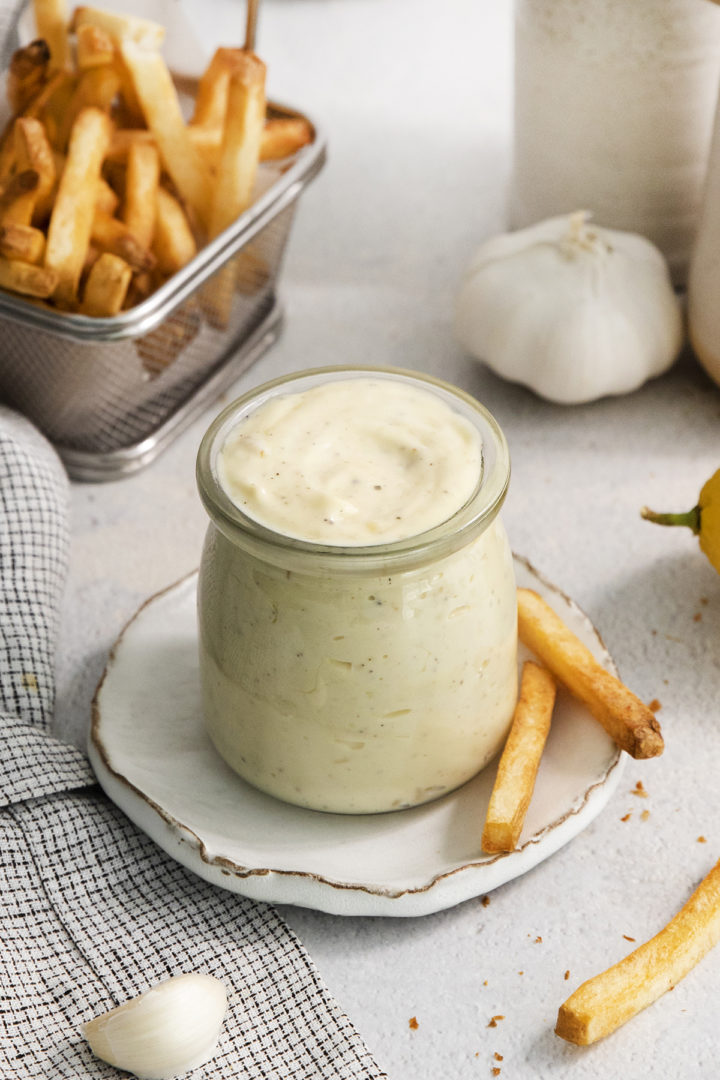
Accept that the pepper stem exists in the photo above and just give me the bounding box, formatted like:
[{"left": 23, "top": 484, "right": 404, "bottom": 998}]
[{"left": 640, "top": 505, "right": 701, "bottom": 535}]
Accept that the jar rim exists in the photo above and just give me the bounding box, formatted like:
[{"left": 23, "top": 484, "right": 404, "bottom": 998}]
[{"left": 196, "top": 366, "right": 511, "bottom": 570}]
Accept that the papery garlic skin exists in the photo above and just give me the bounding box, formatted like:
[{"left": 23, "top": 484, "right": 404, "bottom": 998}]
[
  {"left": 83, "top": 973, "right": 227, "bottom": 1080},
  {"left": 455, "top": 213, "right": 683, "bottom": 405}
]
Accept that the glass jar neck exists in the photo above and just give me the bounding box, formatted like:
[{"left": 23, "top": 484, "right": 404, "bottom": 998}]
[{"left": 196, "top": 366, "right": 511, "bottom": 576}]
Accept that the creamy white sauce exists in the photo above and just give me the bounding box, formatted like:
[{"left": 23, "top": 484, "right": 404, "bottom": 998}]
[
  {"left": 199, "top": 373, "right": 518, "bottom": 814},
  {"left": 217, "top": 378, "right": 483, "bottom": 544}
]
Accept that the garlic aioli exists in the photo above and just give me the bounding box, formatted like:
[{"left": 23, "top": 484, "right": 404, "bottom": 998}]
[
  {"left": 197, "top": 370, "right": 517, "bottom": 814},
  {"left": 217, "top": 378, "right": 483, "bottom": 544}
]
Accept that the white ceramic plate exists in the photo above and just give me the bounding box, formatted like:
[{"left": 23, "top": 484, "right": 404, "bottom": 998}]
[{"left": 89, "top": 559, "right": 625, "bottom": 917}]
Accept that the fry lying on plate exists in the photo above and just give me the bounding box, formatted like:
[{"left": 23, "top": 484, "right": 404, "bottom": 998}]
[
  {"left": 481, "top": 660, "right": 556, "bottom": 855},
  {"left": 481, "top": 589, "right": 663, "bottom": 854},
  {"left": 517, "top": 588, "right": 664, "bottom": 760},
  {"left": 0, "top": 0, "right": 313, "bottom": 318}
]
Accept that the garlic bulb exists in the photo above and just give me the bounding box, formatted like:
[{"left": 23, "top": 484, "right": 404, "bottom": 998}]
[
  {"left": 83, "top": 973, "right": 227, "bottom": 1080},
  {"left": 455, "top": 212, "right": 683, "bottom": 404}
]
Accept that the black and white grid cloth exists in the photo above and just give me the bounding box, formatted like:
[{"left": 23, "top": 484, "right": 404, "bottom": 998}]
[{"left": 0, "top": 409, "right": 387, "bottom": 1079}]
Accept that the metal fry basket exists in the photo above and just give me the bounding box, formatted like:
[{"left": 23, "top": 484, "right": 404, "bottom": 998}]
[{"left": 0, "top": 105, "right": 325, "bottom": 481}]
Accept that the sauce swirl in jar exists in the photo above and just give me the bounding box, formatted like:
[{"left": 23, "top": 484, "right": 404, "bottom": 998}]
[{"left": 197, "top": 368, "right": 517, "bottom": 814}]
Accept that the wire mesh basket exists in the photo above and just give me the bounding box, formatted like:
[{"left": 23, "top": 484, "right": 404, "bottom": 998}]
[{"left": 0, "top": 104, "right": 325, "bottom": 480}]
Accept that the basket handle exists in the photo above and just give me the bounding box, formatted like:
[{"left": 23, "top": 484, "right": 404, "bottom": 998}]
[{"left": 244, "top": 0, "right": 260, "bottom": 50}]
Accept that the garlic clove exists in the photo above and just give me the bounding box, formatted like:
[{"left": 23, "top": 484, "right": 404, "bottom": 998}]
[{"left": 83, "top": 973, "right": 227, "bottom": 1080}]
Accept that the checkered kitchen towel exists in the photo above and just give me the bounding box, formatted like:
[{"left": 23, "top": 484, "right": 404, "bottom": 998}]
[{"left": 0, "top": 409, "right": 387, "bottom": 1078}]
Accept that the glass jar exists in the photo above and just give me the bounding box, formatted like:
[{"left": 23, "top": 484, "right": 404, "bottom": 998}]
[
  {"left": 511, "top": 0, "right": 720, "bottom": 283},
  {"left": 196, "top": 367, "right": 517, "bottom": 815}
]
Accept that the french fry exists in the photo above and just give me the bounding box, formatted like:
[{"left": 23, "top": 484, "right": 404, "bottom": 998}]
[
  {"left": 191, "top": 48, "right": 236, "bottom": 129},
  {"left": 71, "top": 6, "right": 165, "bottom": 50},
  {"left": 153, "top": 187, "right": 196, "bottom": 275},
  {"left": 111, "top": 53, "right": 145, "bottom": 128},
  {"left": 0, "top": 169, "right": 40, "bottom": 227},
  {"left": 125, "top": 268, "right": 152, "bottom": 307},
  {"left": 123, "top": 141, "right": 159, "bottom": 249},
  {"left": 32, "top": 0, "right": 71, "bottom": 70},
  {"left": 44, "top": 106, "right": 111, "bottom": 304},
  {"left": 261, "top": 116, "right": 313, "bottom": 160},
  {"left": 91, "top": 208, "right": 155, "bottom": 272},
  {"left": 556, "top": 858, "right": 720, "bottom": 1045},
  {"left": 0, "top": 223, "right": 45, "bottom": 264},
  {"left": 481, "top": 661, "right": 556, "bottom": 853},
  {"left": 106, "top": 127, "right": 152, "bottom": 161},
  {"left": 204, "top": 51, "right": 266, "bottom": 327},
  {"left": 208, "top": 51, "right": 266, "bottom": 239},
  {"left": 0, "top": 256, "right": 57, "bottom": 296},
  {"left": 8, "top": 40, "right": 51, "bottom": 113},
  {"left": 95, "top": 176, "right": 119, "bottom": 216},
  {"left": 75, "top": 23, "right": 115, "bottom": 69},
  {"left": 83, "top": 242, "right": 100, "bottom": 275},
  {"left": 119, "top": 39, "right": 209, "bottom": 221},
  {"left": 108, "top": 121, "right": 309, "bottom": 165},
  {"left": 80, "top": 250, "right": 131, "bottom": 315},
  {"left": 26, "top": 71, "right": 75, "bottom": 151},
  {"left": 56, "top": 64, "right": 121, "bottom": 149},
  {"left": 0, "top": 132, "right": 15, "bottom": 187},
  {"left": 517, "top": 588, "right": 664, "bottom": 759},
  {"left": 14, "top": 117, "right": 56, "bottom": 210},
  {"left": 22, "top": 68, "right": 72, "bottom": 122}
]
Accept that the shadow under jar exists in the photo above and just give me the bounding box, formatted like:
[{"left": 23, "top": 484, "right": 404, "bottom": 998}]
[{"left": 196, "top": 367, "right": 518, "bottom": 814}]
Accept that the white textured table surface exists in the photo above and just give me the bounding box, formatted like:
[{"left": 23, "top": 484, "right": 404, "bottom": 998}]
[{"left": 54, "top": 1, "right": 720, "bottom": 1077}]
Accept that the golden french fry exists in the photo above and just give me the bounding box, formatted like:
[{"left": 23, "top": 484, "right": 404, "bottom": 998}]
[
  {"left": 109, "top": 122, "right": 304, "bottom": 165},
  {"left": 261, "top": 116, "right": 313, "bottom": 160},
  {"left": 83, "top": 242, "right": 100, "bottom": 275},
  {"left": 112, "top": 53, "right": 145, "bottom": 128},
  {"left": 15, "top": 117, "right": 56, "bottom": 206},
  {"left": 0, "top": 131, "right": 15, "bottom": 187},
  {"left": 0, "top": 222, "right": 45, "bottom": 263},
  {"left": 208, "top": 51, "right": 266, "bottom": 239},
  {"left": 74, "top": 63, "right": 120, "bottom": 112},
  {"left": 0, "top": 255, "right": 56, "bottom": 296},
  {"left": 95, "top": 176, "right": 119, "bottom": 217},
  {"left": 125, "top": 268, "right": 152, "bottom": 307},
  {"left": 203, "top": 51, "right": 265, "bottom": 327},
  {"left": 481, "top": 660, "right": 556, "bottom": 854},
  {"left": 119, "top": 40, "right": 208, "bottom": 221},
  {"left": 106, "top": 127, "right": 153, "bottom": 161},
  {"left": 56, "top": 64, "right": 120, "bottom": 149},
  {"left": 191, "top": 48, "right": 236, "bottom": 129},
  {"left": 75, "top": 22, "right": 115, "bottom": 69},
  {"left": 153, "top": 186, "right": 196, "bottom": 275},
  {"left": 516, "top": 588, "right": 664, "bottom": 759},
  {"left": 91, "top": 207, "right": 155, "bottom": 272},
  {"left": 26, "top": 71, "right": 75, "bottom": 152},
  {"left": 8, "top": 40, "right": 51, "bottom": 113},
  {"left": 556, "top": 858, "right": 720, "bottom": 1045},
  {"left": 32, "top": 0, "right": 71, "bottom": 70},
  {"left": 80, "top": 250, "right": 132, "bottom": 316},
  {"left": 44, "top": 106, "right": 111, "bottom": 303},
  {"left": 0, "top": 168, "right": 40, "bottom": 227},
  {"left": 123, "top": 141, "right": 159, "bottom": 249},
  {"left": 22, "top": 68, "right": 72, "bottom": 120},
  {"left": 71, "top": 6, "right": 165, "bottom": 49}
]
